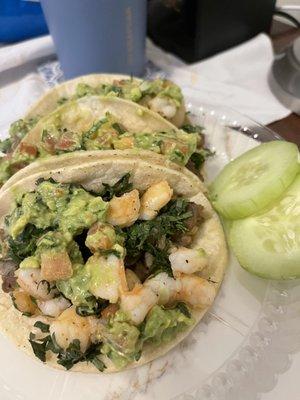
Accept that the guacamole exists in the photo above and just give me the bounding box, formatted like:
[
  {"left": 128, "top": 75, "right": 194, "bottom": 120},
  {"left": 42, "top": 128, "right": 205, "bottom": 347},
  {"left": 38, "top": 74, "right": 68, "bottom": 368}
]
[
  {"left": 143, "top": 305, "right": 194, "bottom": 344},
  {"left": 0, "top": 79, "right": 183, "bottom": 162},
  {"left": 0, "top": 118, "right": 39, "bottom": 185},
  {"left": 56, "top": 263, "right": 91, "bottom": 306},
  {"left": 0, "top": 110, "right": 202, "bottom": 187},
  {"left": 101, "top": 310, "right": 141, "bottom": 369},
  {"left": 8, "top": 181, "right": 108, "bottom": 240},
  {"left": 37, "top": 112, "right": 198, "bottom": 166},
  {"left": 72, "top": 78, "right": 183, "bottom": 107},
  {"left": 0, "top": 145, "right": 37, "bottom": 188},
  {"left": 100, "top": 305, "right": 193, "bottom": 369},
  {"left": 2, "top": 176, "right": 206, "bottom": 372},
  {"left": 0, "top": 118, "right": 39, "bottom": 155}
]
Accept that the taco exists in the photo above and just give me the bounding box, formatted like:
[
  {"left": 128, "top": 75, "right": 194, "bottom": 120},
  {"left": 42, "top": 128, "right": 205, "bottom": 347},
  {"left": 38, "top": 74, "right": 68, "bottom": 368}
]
[
  {"left": 0, "top": 95, "right": 209, "bottom": 190},
  {"left": 0, "top": 150, "right": 227, "bottom": 373},
  {"left": 0, "top": 74, "right": 186, "bottom": 157}
]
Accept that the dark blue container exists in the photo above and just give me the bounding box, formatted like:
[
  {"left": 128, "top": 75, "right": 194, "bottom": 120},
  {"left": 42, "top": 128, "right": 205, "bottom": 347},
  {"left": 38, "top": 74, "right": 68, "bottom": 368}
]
[
  {"left": 0, "top": 0, "right": 48, "bottom": 43},
  {"left": 40, "top": 0, "right": 146, "bottom": 79}
]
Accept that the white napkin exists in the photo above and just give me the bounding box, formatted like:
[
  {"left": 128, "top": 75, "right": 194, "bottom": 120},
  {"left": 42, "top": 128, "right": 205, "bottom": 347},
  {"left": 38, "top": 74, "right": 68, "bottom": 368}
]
[
  {"left": 148, "top": 34, "right": 290, "bottom": 124},
  {"left": 0, "top": 36, "right": 55, "bottom": 138},
  {"left": 0, "top": 35, "right": 55, "bottom": 74}
]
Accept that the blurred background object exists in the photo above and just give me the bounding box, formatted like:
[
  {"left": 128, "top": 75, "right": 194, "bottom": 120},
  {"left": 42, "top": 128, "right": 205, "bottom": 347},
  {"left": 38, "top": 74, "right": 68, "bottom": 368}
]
[
  {"left": 147, "top": 0, "right": 276, "bottom": 62},
  {"left": 40, "top": 0, "right": 147, "bottom": 79},
  {"left": 275, "top": 0, "right": 300, "bottom": 28},
  {"left": 270, "top": 36, "right": 300, "bottom": 116},
  {"left": 269, "top": 1, "right": 300, "bottom": 116},
  {"left": 0, "top": 0, "right": 48, "bottom": 43}
]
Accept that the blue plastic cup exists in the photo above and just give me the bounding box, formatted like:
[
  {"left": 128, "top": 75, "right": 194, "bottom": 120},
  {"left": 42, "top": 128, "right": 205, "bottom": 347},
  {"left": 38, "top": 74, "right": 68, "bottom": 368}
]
[{"left": 40, "top": 0, "right": 146, "bottom": 79}]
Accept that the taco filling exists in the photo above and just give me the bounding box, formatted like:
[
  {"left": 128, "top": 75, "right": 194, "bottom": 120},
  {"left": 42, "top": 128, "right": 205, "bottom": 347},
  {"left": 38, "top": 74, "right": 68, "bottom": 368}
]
[
  {"left": 58, "top": 78, "right": 184, "bottom": 125},
  {"left": 0, "top": 78, "right": 184, "bottom": 156},
  {"left": 0, "top": 175, "right": 215, "bottom": 371},
  {"left": 0, "top": 110, "right": 211, "bottom": 187},
  {"left": 0, "top": 118, "right": 39, "bottom": 155}
]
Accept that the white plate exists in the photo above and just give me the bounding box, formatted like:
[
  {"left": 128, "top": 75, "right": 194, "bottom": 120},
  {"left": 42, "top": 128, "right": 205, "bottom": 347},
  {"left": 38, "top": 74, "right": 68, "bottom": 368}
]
[{"left": 0, "top": 103, "right": 299, "bottom": 400}]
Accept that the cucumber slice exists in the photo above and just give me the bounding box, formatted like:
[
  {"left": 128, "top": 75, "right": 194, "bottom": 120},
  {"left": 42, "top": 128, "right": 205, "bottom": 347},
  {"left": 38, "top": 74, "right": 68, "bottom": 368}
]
[
  {"left": 210, "top": 141, "right": 299, "bottom": 219},
  {"left": 230, "top": 174, "right": 300, "bottom": 279}
]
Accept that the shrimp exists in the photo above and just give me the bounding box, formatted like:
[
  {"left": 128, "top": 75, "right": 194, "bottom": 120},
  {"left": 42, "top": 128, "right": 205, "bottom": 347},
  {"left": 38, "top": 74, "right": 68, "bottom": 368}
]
[
  {"left": 16, "top": 268, "right": 56, "bottom": 300},
  {"left": 101, "top": 304, "right": 119, "bottom": 320},
  {"left": 145, "top": 272, "right": 215, "bottom": 308},
  {"left": 12, "top": 289, "right": 38, "bottom": 315},
  {"left": 50, "top": 307, "right": 92, "bottom": 352},
  {"left": 169, "top": 247, "right": 208, "bottom": 275},
  {"left": 139, "top": 181, "right": 173, "bottom": 220},
  {"left": 121, "top": 272, "right": 214, "bottom": 324},
  {"left": 85, "top": 222, "right": 117, "bottom": 252},
  {"left": 148, "top": 96, "right": 177, "bottom": 119},
  {"left": 120, "top": 285, "right": 158, "bottom": 325},
  {"left": 37, "top": 296, "right": 71, "bottom": 318},
  {"left": 88, "top": 254, "right": 127, "bottom": 303},
  {"left": 176, "top": 275, "right": 215, "bottom": 308},
  {"left": 144, "top": 272, "right": 180, "bottom": 305},
  {"left": 125, "top": 269, "right": 141, "bottom": 291},
  {"left": 169, "top": 103, "right": 185, "bottom": 127},
  {"left": 107, "top": 189, "right": 140, "bottom": 228}
]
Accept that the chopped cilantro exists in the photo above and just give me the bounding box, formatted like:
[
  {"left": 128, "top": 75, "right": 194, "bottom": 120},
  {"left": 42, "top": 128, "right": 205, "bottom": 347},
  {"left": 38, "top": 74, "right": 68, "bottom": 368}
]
[
  {"left": 34, "top": 321, "right": 50, "bottom": 333},
  {"left": 29, "top": 330, "right": 106, "bottom": 372},
  {"left": 84, "top": 118, "right": 107, "bottom": 139},
  {"left": 190, "top": 148, "right": 215, "bottom": 170},
  {"left": 124, "top": 199, "right": 192, "bottom": 276},
  {"left": 100, "top": 248, "right": 122, "bottom": 258},
  {"left": 56, "top": 339, "right": 82, "bottom": 370},
  {"left": 112, "top": 122, "right": 126, "bottom": 135},
  {"left": 76, "top": 298, "right": 109, "bottom": 317},
  {"left": 107, "top": 85, "right": 123, "bottom": 96},
  {"left": 0, "top": 138, "right": 12, "bottom": 153},
  {"left": 101, "top": 173, "right": 132, "bottom": 201},
  {"left": 181, "top": 124, "right": 203, "bottom": 134},
  {"left": 57, "top": 97, "right": 68, "bottom": 105},
  {"left": 22, "top": 312, "right": 33, "bottom": 317},
  {"left": 175, "top": 302, "right": 191, "bottom": 318},
  {"left": 29, "top": 332, "right": 52, "bottom": 362},
  {"left": 8, "top": 224, "right": 47, "bottom": 263}
]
